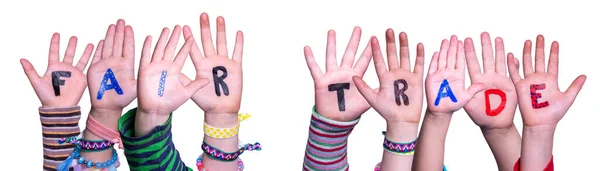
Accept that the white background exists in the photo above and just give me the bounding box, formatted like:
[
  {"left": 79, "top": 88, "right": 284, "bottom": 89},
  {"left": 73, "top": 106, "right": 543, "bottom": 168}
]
[{"left": 1, "top": 0, "right": 598, "bottom": 170}]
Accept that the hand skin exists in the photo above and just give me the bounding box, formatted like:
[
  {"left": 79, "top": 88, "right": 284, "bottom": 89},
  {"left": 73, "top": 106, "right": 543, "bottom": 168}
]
[
  {"left": 506, "top": 35, "right": 586, "bottom": 170},
  {"left": 413, "top": 35, "right": 486, "bottom": 171},
  {"left": 182, "top": 13, "right": 244, "bottom": 170},
  {"left": 463, "top": 32, "right": 520, "bottom": 171},
  {"left": 353, "top": 29, "right": 424, "bottom": 171}
]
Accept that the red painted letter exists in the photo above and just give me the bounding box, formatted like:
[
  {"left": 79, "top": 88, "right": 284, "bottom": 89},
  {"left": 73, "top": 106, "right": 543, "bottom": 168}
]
[
  {"left": 530, "top": 84, "right": 549, "bottom": 109},
  {"left": 485, "top": 89, "right": 507, "bottom": 116}
]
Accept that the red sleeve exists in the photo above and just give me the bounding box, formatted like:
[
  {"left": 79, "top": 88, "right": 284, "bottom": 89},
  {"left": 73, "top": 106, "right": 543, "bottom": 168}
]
[{"left": 513, "top": 156, "right": 554, "bottom": 171}]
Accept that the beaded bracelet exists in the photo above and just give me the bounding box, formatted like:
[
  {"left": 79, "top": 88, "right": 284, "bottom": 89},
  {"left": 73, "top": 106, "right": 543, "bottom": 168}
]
[
  {"left": 201, "top": 141, "right": 261, "bottom": 162},
  {"left": 197, "top": 153, "right": 244, "bottom": 171},
  {"left": 56, "top": 146, "right": 120, "bottom": 171},
  {"left": 374, "top": 162, "right": 447, "bottom": 171},
  {"left": 58, "top": 137, "right": 114, "bottom": 151},
  {"left": 382, "top": 131, "right": 416, "bottom": 155},
  {"left": 204, "top": 113, "right": 251, "bottom": 139}
]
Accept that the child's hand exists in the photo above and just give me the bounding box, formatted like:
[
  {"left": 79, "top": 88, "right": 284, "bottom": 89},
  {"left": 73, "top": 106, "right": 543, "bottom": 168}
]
[
  {"left": 87, "top": 19, "right": 137, "bottom": 112},
  {"left": 304, "top": 27, "right": 373, "bottom": 121},
  {"left": 137, "top": 26, "right": 209, "bottom": 116},
  {"left": 353, "top": 30, "right": 424, "bottom": 124},
  {"left": 425, "top": 35, "right": 486, "bottom": 115},
  {"left": 21, "top": 33, "right": 93, "bottom": 107},
  {"left": 507, "top": 35, "right": 586, "bottom": 128},
  {"left": 182, "top": 13, "right": 243, "bottom": 115},
  {"left": 463, "top": 33, "right": 518, "bottom": 130}
]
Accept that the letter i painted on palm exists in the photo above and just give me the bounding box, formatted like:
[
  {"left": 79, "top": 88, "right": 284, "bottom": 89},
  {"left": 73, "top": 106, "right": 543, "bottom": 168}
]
[
  {"left": 434, "top": 79, "right": 457, "bottom": 106},
  {"left": 158, "top": 71, "right": 167, "bottom": 97}
]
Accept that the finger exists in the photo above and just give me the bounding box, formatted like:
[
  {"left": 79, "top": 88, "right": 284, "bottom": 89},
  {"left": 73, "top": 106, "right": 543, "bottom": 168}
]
[
  {"left": 464, "top": 38, "right": 482, "bottom": 79},
  {"left": 385, "top": 29, "right": 399, "bottom": 70},
  {"left": 534, "top": 35, "right": 546, "bottom": 73},
  {"left": 62, "top": 36, "right": 78, "bottom": 65},
  {"left": 183, "top": 25, "right": 206, "bottom": 59},
  {"left": 75, "top": 43, "right": 94, "bottom": 71},
  {"left": 112, "top": 19, "right": 126, "bottom": 57},
  {"left": 353, "top": 38, "right": 373, "bottom": 76},
  {"left": 48, "top": 33, "right": 61, "bottom": 62},
  {"left": 20, "top": 58, "right": 40, "bottom": 84},
  {"left": 465, "top": 82, "right": 487, "bottom": 99},
  {"left": 522, "top": 40, "right": 534, "bottom": 76},
  {"left": 507, "top": 53, "right": 522, "bottom": 84},
  {"left": 399, "top": 32, "right": 411, "bottom": 70},
  {"left": 494, "top": 37, "right": 507, "bottom": 75},
  {"left": 200, "top": 13, "right": 216, "bottom": 57},
  {"left": 216, "top": 16, "right": 228, "bottom": 56},
  {"left": 428, "top": 52, "right": 439, "bottom": 75},
  {"left": 304, "top": 46, "right": 324, "bottom": 79},
  {"left": 371, "top": 37, "right": 387, "bottom": 85},
  {"left": 547, "top": 41, "right": 559, "bottom": 75},
  {"left": 352, "top": 76, "right": 378, "bottom": 104},
  {"left": 457, "top": 40, "right": 466, "bottom": 79},
  {"left": 184, "top": 77, "right": 210, "bottom": 96},
  {"left": 480, "top": 32, "right": 495, "bottom": 73},
  {"left": 102, "top": 24, "right": 116, "bottom": 58},
  {"left": 174, "top": 36, "right": 194, "bottom": 68},
  {"left": 565, "top": 75, "right": 587, "bottom": 102},
  {"left": 414, "top": 43, "right": 425, "bottom": 75},
  {"left": 163, "top": 25, "right": 182, "bottom": 61},
  {"left": 151, "top": 27, "right": 170, "bottom": 62},
  {"left": 140, "top": 36, "right": 153, "bottom": 69},
  {"left": 446, "top": 35, "right": 458, "bottom": 69},
  {"left": 232, "top": 31, "right": 244, "bottom": 63},
  {"left": 123, "top": 25, "right": 135, "bottom": 59},
  {"left": 91, "top": 40, "right": 104, "bottom": 64},
  {"left": 179, "top": 74, "right": 192, "bottom": 86},
  {"left": 325, "top": 30, "right": 337, "bottom": 72},
  {"left": 437, "top": 39, "right": 449, "bottom": 69},
  {"left": 340, "top": 26, "right": 361, "bottom": 68}
]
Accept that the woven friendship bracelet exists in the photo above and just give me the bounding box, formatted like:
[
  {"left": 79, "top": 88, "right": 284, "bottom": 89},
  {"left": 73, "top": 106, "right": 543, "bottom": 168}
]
[
  {"left": 204, "top": 113, "right": 251, "bottom": 139},
  {"left": 87, "top": 115, "right": 123, "bottom": 149},
  {"left": 201, "top": 141, "right": 261, "bottom": 162},
  {"left": 197, "top": 153, "right": 244, "bottom": 171},
  {"left": 58, "top": 137, "right": 114, "bottom": 151},
  {"left": 382, "top": 131, "right": 416, "bottom": 155}
]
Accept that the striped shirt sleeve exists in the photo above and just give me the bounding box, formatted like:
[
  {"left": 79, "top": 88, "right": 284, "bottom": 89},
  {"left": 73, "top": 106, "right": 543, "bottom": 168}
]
[
  {"left": 39, "top": 106, "right": 81, "bottom": 171},
  {"left": 303, "top": 107, "right": 359, "bottom": 171},
  {"left": 118, "top": 107, "right": 192, "bottom": 171}
]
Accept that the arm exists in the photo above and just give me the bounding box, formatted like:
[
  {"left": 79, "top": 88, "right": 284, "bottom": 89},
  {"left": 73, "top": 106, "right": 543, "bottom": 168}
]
[
  {"left": 353, "top": 30, "right": 424, "bottom": 171},
  {"left": 301, "top": 26, "right": 373, "bottom": 170},
  {"left": 414, "top": 35, "right": 486, "bottom": 171},
  {"left": 506, "top": 35, "right": 586, "bottom": 170},
  {"left": 462, "top": 33, "right": 521, "bottom": 171}
]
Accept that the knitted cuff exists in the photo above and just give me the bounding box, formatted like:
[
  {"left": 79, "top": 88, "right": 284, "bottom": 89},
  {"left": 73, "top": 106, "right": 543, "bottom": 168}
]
[{"left": 39, "top": 106, "right": 81, "bottom": 171}]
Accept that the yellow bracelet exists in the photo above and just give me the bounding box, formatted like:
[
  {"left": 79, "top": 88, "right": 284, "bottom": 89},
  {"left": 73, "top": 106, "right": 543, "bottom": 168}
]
[{"left": 203, "top": 113, "right": 251, "bottom": 139}]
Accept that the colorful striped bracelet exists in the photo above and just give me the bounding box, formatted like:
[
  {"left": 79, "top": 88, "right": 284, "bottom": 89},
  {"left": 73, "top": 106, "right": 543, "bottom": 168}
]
[
  {"left": 58, "top": 137, "right": 114, "bottom": 151},
  {"left": 197, "top": 153, "right": 244, "bottom": 171},
  {"left": 382, "top": 131, "right": 416, "bottom": 155},
  {"left": 201, "top": 141, "right": 262, "bottom": 162}
]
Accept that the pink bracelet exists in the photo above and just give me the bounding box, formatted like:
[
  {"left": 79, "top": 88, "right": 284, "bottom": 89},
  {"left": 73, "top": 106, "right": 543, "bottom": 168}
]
[{"left": 86, "top": 115, "right": 123, "bottom": 149}]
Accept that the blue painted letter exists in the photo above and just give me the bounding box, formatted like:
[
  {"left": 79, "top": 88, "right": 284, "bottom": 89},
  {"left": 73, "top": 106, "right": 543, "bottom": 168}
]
[
  {"left": 158, "top": 71, "right": 167, "bottom": 97},
  {"left": 434, "top": 79, "right": 457, "bottom": 106},
  {"left": 96, "top": 68, "right": 124, "bottom": 100}
]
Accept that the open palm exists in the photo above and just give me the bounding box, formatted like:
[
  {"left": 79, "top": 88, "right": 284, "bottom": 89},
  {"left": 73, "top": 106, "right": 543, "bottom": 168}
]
[
  {"left": 507, "top": 35, "right": 586, "bottom": 127},
  {"left": 181, "top": 13, "right": 243, "bottom": 115},
  {"left": 463, "top": 33, "right": 518, "bottom": 129},
  {"left": 353, "top": 30, "right": 424, "bottom": 123},
  {"left": 304, "top": 27, "right": 373, "bottom": 122},
  {"left": 87, "top": 19, "right": 137, "bottom": 111},
  {"left": 425, "top": 36, "right": 486, "bottom": 115},
  {"left": 137, "top": 26, "right": 209, "bottom": 115},
  {"left": 21, "top": 33, "right": 93, "bottom": 107}
]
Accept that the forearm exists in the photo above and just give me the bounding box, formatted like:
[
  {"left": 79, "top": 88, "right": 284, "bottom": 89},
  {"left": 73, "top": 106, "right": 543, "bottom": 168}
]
[
  {"left": 303, "top": 106, "right": 359, "bottom": 171},
  {"left": 520, "top": 125, "right": 555, "bottom": 170},
  {"left": 39, "top": 106, "right": 82, "bottom": 171},
  {"left": 202, "top": 113, "right": 240, "bottom": 170},
  {"left": 412, "top": 110, "right": 451, "bottom": 171},
  {"left": 80, "top": 108, "right": 122, "bottom": 163},
  {"left": 482, "top": 124, "right": 521, "bottom": 171},
  {"left": 379, "top": 122, "right": 418, "bottom": 171}
]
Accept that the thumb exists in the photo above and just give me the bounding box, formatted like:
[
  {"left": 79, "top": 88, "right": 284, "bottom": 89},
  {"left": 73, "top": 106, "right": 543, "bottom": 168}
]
[
  {"left": 184, "top": 77, "right": 210, "bottom": 96},
  {"left": 352, "top": 76, "right": 377, "bottom": 104},
  {"left": 565, "top": 75, "right": 586, "bottom": 101},
  {"left": 20, "top": 58, "right": 40, "bottom": 84},
  {"left": 179, "top": 74, "right": 192, "bottom": 85},
  {"left": 465, "top": 82, "right": 487, "bottom": 99}
]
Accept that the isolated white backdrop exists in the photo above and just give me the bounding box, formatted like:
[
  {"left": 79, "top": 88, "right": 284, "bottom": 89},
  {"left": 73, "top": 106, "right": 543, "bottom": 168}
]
[{"left": 1, "top": 0, "right": 598, "bottom": 170}]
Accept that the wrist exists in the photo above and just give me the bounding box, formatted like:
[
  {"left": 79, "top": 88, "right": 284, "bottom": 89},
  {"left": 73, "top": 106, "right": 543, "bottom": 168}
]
[
  {"left": 89, "top": 108, "right": 123, "bottom": 131},
  {"left": 481, "top": 123, "right": 518, "bottom": 136},
  {"left": 385, "top": 122, "right": 419, "bottom": 142},
  {"left": 134, "top": 109, "right": 170, "bottom": 137},
  {"left": 205, "top": 113, "right": 239, "bottom": 128},
  {"left": 523, "top": 124, "right": 556, "bottom": 140}
]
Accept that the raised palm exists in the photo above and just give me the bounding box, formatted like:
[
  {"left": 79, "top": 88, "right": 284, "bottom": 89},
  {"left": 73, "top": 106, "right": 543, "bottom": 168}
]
[
  {"left": 353, "top": 30, "right": 424, "bottom": 123},
  {"left": 137, "top": 26, "right": 209, "bottom": 115},
  {"left": 463, "top": 33, "right": 518, "bottom": 130},
  {"left": 21, "top": 33, "right": 93, "bottom": 107},
  {"left": 507, "top": 35, "right": 586, "bottom": 127},
  {"left": 182, "top": 13, "right": 243, "bottom": 115},
  {"left": 304, "top": 27, "right": 373, "bottom": 122},
  {"left": 87, "top": 19, "right": 137, "bottom": 111},
  {"left": 425, "top": 36, "right": 486, "bottom": 114}
]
